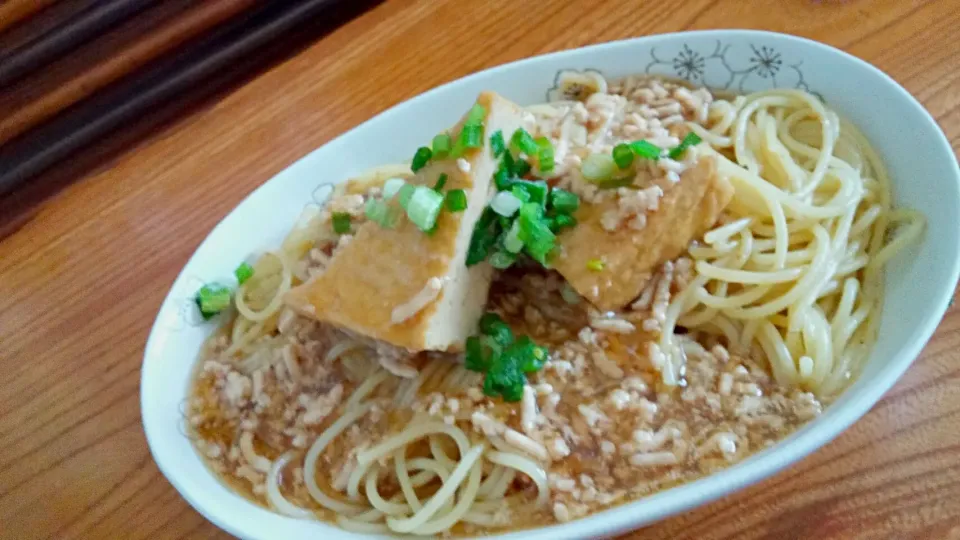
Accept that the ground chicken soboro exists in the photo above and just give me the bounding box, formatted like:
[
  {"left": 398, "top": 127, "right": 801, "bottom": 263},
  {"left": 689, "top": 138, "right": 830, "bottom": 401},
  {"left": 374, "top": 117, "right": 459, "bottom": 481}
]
[{"left": 186, "top": 74, "right": 832, "bottom": 536}]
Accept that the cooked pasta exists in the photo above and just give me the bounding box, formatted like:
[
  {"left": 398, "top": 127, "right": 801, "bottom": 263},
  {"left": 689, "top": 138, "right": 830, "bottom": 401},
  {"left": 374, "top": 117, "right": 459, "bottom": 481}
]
[{"left": 185, "top": 74, "right": 922, "bottom": 536}]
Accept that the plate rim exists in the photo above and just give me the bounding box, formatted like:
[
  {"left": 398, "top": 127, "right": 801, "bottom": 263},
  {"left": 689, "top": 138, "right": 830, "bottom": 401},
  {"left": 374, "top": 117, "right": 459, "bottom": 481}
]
[{"left": 141, "top": 28, "right": 960, "bottom": 540}]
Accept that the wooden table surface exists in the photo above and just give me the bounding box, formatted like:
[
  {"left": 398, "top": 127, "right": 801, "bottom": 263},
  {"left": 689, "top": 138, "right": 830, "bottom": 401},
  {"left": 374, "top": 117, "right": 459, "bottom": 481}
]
[{"left": 2, "top": 0, "right": 959, "bottom": 538}]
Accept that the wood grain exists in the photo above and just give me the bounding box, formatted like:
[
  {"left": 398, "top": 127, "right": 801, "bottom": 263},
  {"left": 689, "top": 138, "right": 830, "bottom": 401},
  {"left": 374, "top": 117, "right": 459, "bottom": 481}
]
[
  {"left": 1, "top": 0, "right": 958, "bottom": 539},
  {"left": 0, "top": 0, "right": 256, "bottom": 145},
  {"left": 0, "top": 0, "right": 58, "bottom": 34}
]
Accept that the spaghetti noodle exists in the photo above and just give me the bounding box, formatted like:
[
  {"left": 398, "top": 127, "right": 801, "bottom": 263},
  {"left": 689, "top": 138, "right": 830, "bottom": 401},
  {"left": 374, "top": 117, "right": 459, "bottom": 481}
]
[{"left": 186, "top": 76, "right": 922, "bottom": 536}]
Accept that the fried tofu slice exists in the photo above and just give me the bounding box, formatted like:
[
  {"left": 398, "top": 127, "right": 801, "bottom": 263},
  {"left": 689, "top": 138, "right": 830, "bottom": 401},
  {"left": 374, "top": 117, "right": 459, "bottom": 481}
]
[
  {"left": 552, "top": 156, "right": 733, "bottom": 310},
  {"left": 284, "top": 92, "right": 526, "bottom": 352}
]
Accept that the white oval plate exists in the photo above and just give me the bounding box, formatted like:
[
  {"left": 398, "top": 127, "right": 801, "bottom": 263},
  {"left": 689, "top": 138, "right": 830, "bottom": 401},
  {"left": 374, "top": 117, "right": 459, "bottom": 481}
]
[{"left": 142, "top": 30, "right": 960, "bottom": 540}]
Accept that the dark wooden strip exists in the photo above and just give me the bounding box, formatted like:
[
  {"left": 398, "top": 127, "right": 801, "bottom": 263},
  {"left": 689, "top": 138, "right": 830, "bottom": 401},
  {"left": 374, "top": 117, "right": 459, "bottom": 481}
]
[
  {"left": 0, "top": 1, "right": 101, "bottom": 54},
  {"left": 0, "top": 0, "right": 383, "bottom": 239},
  {"left": 0, "top": 0, "right": 59, "bottom": 35},
  {"left": 0, "top": 0, "right": 151, "bottom": 86},
  {"left": 0, "top": 0, "right": 258, "bottom": 145}
]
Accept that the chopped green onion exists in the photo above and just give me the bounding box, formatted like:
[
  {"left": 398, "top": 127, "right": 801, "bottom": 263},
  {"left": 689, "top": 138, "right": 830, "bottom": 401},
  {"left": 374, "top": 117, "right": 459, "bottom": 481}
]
[
  {"left": 432, "top": 133, "right": 452, "bottom": 158},
  {"left": 502, "top": 219, "right": 524, "bottom": 253},
  {"left": 445, "top": 189, "right": 467, "bottom": 212},
  {"left": 489, "top": 251, "right": 516, "bottom": 269},
  {"left": 501, "top": 150, "right": 515, "bottom": 174},
  {"left": 370, "top": 200, "right": 402, "bottom": 229},
  {"left": 613, "top": 143, "right": 635, "bottom": 169},
  {"left": 433, "top": 173, "right": 448, "bottom": 192},
  {"left": 510, "top": 128, "right": 538, "bottom": 156},
  {"left": 510, "top": 185, "right": 531, "bottom": 202},
  {"left": 459, "top": 124, "right": 484, "bottom": 150},
  {"left": 469, "top": 317, "right": 549, "bottom": 403},
  {"left": 586, "top": 258, "right": 605, "bottom": 272},
  {"left": 406, "top": 186, "right": 444, "bottom": 231},
  {"left": 332, "top": 212, "right": 351, "bottom": 234},
  {"left": 465, "top": 336, "right": 490, "bottom": 372},
  {"left": 466, "top": 208, "right": 499, "bottom": 266},
  {"left": 482, "top": 373, "right": 503, "bottom": 398},
  {"left": 478, "top": 312, "right": 504, "bottom": 334},
  {"left": 480, "top": 335, "right": 503, "bottom": 359},
  {"left": 549, "top": 214, "right": 577, "bottom": 232},
  {"left": 517, "top": 202, "right": 556, "bottom": 265},
  {"left": 480, "top": 312, "right": 514, "bottom": 346},
  {"left": 499, "top": 379, "right": 524, "bottom": 401},
  {"left": 512, "top": 158, "right": 531, "bottom": 177},
  {"left": 668, "top": 132, "right": 702, "bottom": 159},
  {"left": 490, "top": 130, "right": 506, "bottom": 157},
  {"left": 494, "top": 168, "right": 513, "bottom": 191},
  {"left": 515, "top": 336, "right": 547, "bottom": 373},
  {"left": 465, "top": 104, "right": 487, "bottom": 126},
  {"left": 234, "top": 262, "right": 254, "bottom": 285},
  {"left": 397, "top": 183, "right": 416, "bottom": 209},
  {"left": 491, "top": 191, "right": 522, "bottom": 217},
  {"left": 383, "top": 178, "right": 406, "bottom": 199},
  {"left": 549, "top": 188, "right": 579, "bottom": 214},
  {"left": 511, "top": 179, "right": 548, "bottom": 206},
  {"left": 364, "top": 199, "right": 399, "bottom": 228},
  {"left": 630, "top": 140, "right": 662, "bottom": 160},
  {"left": 535, "top": 136, "right": 554, "bottom": 173},
  {"left": 195, "top": 284, "right": 232, "bottom": 320},
  {"left": 581, "top": 153, "right": 617, "bottom": 183},
  {"left": 411, "top": 146, "right": 432, "bottom": 172},
  {"left": 484, "top": 347, "right": 527, "bottom": 401}
]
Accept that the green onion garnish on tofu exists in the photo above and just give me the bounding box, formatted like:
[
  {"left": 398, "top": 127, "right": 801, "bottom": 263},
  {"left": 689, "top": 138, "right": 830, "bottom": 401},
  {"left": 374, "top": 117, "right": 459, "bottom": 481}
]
[
  {"left": 365, "top": 199, "right": 383, "bottom": 222},
  {"left": 548, "top": 188, "right": 579, "bottom": 214},
  {"left": 535, "top": 136, "right": 555, "bottom": 173},
  {"left": 234, "top": 262, "right": 254, "bottom": 285},
  {"left": 668, "top": 132, "right": 702, "bottom": 159},
  {"left": 517, "top": 202, "right": 555, "bottom": 265},
  {"left": 510, "top": 128, "right": 538, "bottom": 156},
  {"left": 494, "top": 168, "right": 512, "bottom": 191},
  {"left": 406, "top": 186, "right": 444, "bottom": 231},
  {"left": 467, "top": 128, "right": 578, "bottom": 271},
  {"left": 397, "top": 183, "right": 416, "bottom": 210},
  {"left": 465, "top": 103, "right": 486, "bottom": 126},
  {"left": 195, "top": 284, "right": 232, "bottom": 320},
  {"left": 445, "top": 189, "right": 467, "bottom": 212},
  {"left": 502, "top": 220, "right": 523, "bottom": 253},
  {"left": 548, "top": 214, "right": 577, "bottom": 232},
  {"left": 459, "top": 124, "right": 483, "bottom": 149},
  {"left": 511, "top": 157, "right": 531, "bottom": 177},
  {"left": 466, "top": 312, "right": 548, "bottom": 402},
  {"left": 452, "top": 105, "right": 488, "bottom": 157},
  {"left": 488, "top": 250, "right": 517, "bottom": 269},
  {"left": 383, "top": 178, "right": 406, "bottom": 199},
  {"left": 511, "top": 179, "right": 548, "bottom": 206},
  {"left": 466, "top": 208, "right": 499, "bottom": 266},
  {"left": 332, "top": 212, "right": 352, "bottom": 234},
  {"left": 432, "top": 133, "right": 452, "bottom": 158},
  {"left": 491, "top": 191, "right": 522, "bottom": 217},
  {"left": 411, "top": 146, "right": 432, "bottom": 172},
  {"left": 510, "top": 185, "right": 530, "bottom": 203},
  {"left": 490, "top": 130, "right": 506, "bottom": 157}
]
